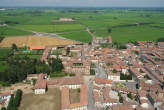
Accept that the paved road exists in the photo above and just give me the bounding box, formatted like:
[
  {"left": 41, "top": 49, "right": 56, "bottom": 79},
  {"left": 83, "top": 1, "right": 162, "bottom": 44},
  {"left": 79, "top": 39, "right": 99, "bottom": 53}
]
[
  {"left": 95, "top": 62, "right": 108, "bottom": 78},
  {"left": 81, "top": 45, "right": 85, "bottom": 61},
  {"left": 88, "top": 80, "right": 97, "bottom": 110}
]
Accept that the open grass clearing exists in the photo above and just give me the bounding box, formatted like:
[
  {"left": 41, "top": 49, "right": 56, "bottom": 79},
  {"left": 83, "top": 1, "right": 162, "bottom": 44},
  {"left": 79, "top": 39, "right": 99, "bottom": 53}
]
[
  {"left": 19, "top": 88, "right": 61, "bottom": 110},
  {"left": 69, "top": 89, "right": 80, "bottom": 104}
]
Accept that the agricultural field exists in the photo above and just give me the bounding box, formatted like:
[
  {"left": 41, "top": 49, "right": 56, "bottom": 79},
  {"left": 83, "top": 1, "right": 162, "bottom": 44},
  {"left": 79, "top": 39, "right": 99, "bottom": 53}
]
[
  {"left": 14, "top": 24, "right": 85, "bottom": 33},
  {"left": 0, "top": 36, "right": 79, "bottom": 48},
  {"left": 59, "top": 31, "right": 92, "bottom": 43},
  {"left": 0, "top": 48, "right": 10, "bottom": 59},
  {"left": 0, "top": 8, "right": 164, "bottom": 43},
  {"left": 95, "top": 25, "right": 164, "bottom": 43},
  {"left": 0, "top": 26, "right": 32, "bottom": 36}
]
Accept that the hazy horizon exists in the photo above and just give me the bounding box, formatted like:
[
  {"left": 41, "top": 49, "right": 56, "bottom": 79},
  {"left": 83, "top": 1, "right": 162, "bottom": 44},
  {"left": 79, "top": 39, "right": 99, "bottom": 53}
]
[{"left": 0, "top": 0, "right": 164, "bottom": 8}]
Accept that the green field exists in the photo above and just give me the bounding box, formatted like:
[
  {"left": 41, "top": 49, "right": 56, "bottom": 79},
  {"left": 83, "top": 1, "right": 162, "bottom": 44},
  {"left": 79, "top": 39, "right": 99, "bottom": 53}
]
[
  {"left": 0, "top": 61, "right": 8, "bottom": 72},
  {"left": 0, "top": 8, "right": 164, "bottom": 43},
  {"left": 0, "top": 48, "right": 10, "bottom": 58},
  {"left": 0, "top": 26, "right": 32, "bottom": 36},
  {"left": 59, "top": 31, "right": 92, "bottom": 43},
  {"left": 14, "top": 24, "right": 85, "bottom": 33}
]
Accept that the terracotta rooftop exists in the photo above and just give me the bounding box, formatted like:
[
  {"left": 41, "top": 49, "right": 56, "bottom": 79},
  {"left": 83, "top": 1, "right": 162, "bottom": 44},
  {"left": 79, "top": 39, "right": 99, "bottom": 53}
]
[
  {"left": 94, "top": 77, "right": 113, "bottom": 85},
  {"left": 34, "top": 73, "right": 47, "bottom": 89},
  {"left": 61, "top": 85, "right": 88, "bottom": 109},
  {"left": 30, "top": 46, "right": 45, "bottom": 50}
]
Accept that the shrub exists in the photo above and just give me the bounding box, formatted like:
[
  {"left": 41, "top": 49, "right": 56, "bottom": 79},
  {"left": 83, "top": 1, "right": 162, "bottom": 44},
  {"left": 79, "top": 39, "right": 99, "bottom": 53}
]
[
  {"left": 112, "top": 69, "right": 117, "bottom": 73},
  {"left": 1, "top": 107, "right": 6, "bottom": 110},
  {"left": 119, "top": 96, "right": 123, "bottom": 103},
  {"left": 15, "top": 89, "right": 22, "bottom": 107},
  {"left": 90, "top": 69, "right": 95, "bottom": 75},
  {"left": 127, "top": 92, "right": 133, "bottom": 99},
  {"left": 69, "top": 73, "right": 75, "bottom": 77},
  {"left": 120, "top": 73, "right": 132, "bottom": 80},
  {"left": 77, "top": 88, "right": 80, "bottom": 93}
]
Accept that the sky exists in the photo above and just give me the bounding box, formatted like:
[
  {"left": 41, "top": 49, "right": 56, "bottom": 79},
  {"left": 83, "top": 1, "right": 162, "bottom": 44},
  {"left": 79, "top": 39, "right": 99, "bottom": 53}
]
[{"left": 0, "top": 0, "right": 164, "bottom": 7}]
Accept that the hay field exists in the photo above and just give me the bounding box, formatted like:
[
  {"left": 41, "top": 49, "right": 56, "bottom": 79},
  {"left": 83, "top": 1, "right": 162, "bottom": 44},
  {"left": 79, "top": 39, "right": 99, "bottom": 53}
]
[{"left": 0, "top": 36, "right": 78, "bottom": 48}]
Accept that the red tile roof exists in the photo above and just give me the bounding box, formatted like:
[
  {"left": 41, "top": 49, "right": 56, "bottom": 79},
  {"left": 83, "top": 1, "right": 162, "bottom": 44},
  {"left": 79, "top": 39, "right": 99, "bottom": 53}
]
[
  {"left": 34, "top": 73, "right": 47, "bottom": 89},
  {"left": 30, "top": 46, "right": 45, "bottom": 50},
  {"left": 94, "top": 77, "right": 113, "bottom": 85},
  {"left": 61, "top": 85, "right": 88, "bottom": 109}
]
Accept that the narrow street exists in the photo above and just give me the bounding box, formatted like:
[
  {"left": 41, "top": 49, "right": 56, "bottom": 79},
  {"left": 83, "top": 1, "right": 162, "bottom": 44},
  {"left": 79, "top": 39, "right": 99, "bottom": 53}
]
[{"left": 88, "top": 80, "right": 97, "bottom": 110}]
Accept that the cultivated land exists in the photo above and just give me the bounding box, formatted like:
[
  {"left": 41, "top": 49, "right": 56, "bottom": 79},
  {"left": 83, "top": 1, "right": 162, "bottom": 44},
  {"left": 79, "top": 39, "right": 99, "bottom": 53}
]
[
  {"left": 19, "top": 88, "right": 61, "bottom": 110},
  {"left": 0, "top": 8, "right": 164, "bottom": 43},
  {"left": 0, "top": 36, "right": 78, "bottom": 48},
  {"left": 0, "top": 26, "right": 33, "bottom": 36}
]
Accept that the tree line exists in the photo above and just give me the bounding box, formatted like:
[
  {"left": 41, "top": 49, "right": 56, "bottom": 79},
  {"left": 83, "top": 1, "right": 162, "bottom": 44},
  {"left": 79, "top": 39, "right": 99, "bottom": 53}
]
[{"left": 0, "top": 44, "right": 64, "bottom": 84}]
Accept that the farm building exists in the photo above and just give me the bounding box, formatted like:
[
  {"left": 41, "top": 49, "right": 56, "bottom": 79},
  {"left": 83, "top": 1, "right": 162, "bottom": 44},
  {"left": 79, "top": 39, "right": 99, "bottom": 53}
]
[
  {"left": 59, "top": 18, "right": 74, "bottom": 22},
  {"left": 30, "top": 46, "right": 45, "bottom": 50}
]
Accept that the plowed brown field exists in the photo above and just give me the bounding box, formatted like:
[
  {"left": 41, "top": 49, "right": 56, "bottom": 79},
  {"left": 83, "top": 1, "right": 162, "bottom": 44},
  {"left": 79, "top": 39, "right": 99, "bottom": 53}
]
[{"left": 0, "top": 36, "right": 79, "bottom": 47}]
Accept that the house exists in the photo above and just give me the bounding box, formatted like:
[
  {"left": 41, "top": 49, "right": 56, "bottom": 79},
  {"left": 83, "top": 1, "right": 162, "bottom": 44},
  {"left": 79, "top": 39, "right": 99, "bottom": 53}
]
[
  {"left": 30, "top": 46, "right": 45, "bottom": 50},
  {"left": 93, "top": 77, "right": 113, "bottom": 87},
  {"left": 34, "top": 74, "right": 47, "bottom": 94},
  {"left": 147, "top": 92, "right": 163, "bottom": 110},
  {"left": 59, "top": 18, "right": 74, "bottom": 22},
  {"left": 61, "top": 85, "right": 88, "bottom": 110},
  {"left": 158, "top": 42, "right": 164, "bottom": 48},
  {"left": 108, "top": 73, "right": 120, "bottom": 81},
  {"left": 47, "top": 75, "right": 83, "bottom": 89},
  {"left": 0, "top": 92, "right": 13, "bottom": 108},
  {"left": 93, "top": 86, "right": 118, "bottom": 108},
  {"left": 64, "top": 60, "right": 90, "bottom": 75},
  {"left": 27, "top": 74, "right": 39, "bottom": 80}
]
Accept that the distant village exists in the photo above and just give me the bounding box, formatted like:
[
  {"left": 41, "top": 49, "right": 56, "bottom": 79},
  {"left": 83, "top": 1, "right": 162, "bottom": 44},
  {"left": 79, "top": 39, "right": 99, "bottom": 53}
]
[{"left": 1, "top": 35, "right": 164, "bottom": 110}]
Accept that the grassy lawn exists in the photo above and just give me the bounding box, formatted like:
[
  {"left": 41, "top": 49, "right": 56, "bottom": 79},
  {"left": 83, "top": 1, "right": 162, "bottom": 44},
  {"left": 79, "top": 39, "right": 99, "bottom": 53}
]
[
  {"left": 0, "top": 61, "right": 8, "bottom": 72},
  {"left": 0, "top": 26, "right": 32, "bottom": 36},
  {"left": 59, "top": 31, "right": 92, "bottom": 43},
  {"left": 69, "top": 89, "right": 80, "bottom": 104},
  {"left": 19, "top": 88, "right": 61, "bottom": 110},
  {"left": 0, "top": 48, "right": 10, "bottom": 59},
  {"left": 14, "top": 24, "right": 85, "bottom": 33},
  {"left": 20, "top": 55, "right": 42, "bottom": 59},
  {"left": 115, "top": 83, "right": 126, "bottom": 88}
]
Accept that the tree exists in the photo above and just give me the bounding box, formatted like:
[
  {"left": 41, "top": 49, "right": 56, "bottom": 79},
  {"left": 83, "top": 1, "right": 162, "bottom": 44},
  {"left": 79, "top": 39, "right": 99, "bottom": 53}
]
[
  {"left": 107, "top": 27, "right": 112, "bottom": 34},
  {"left": 1, "top": 107, "right": 6, "bottom": 110},
  {"left": 127, "top": 92, "right": 133, "bottom": 99},
  {"left": 15, "top": 89, "right": 22, "bottom": 107},
  {"left": 11, "top": 43, "right": 18, "bottom": 52},
  {"left": 49, "top": 58, "right": 64, "bottom": 73},
  {"left": 7, "top": 95, "right": 16, "bottom": 110},
  {"left": 119, "top": 96, "right": 123, "bottom": 103},
  {"left": 157, "top": 38, "right": 164, "bottom": 42},
  {"left": 66, "top": 47, "right": 70, "bottom": 56}
]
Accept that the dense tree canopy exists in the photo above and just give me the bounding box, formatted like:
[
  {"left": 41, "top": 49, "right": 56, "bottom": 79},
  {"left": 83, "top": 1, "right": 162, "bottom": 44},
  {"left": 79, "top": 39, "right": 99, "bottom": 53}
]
[{"left": 0, "top": 54, "right": 63, "bottom": 84}]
